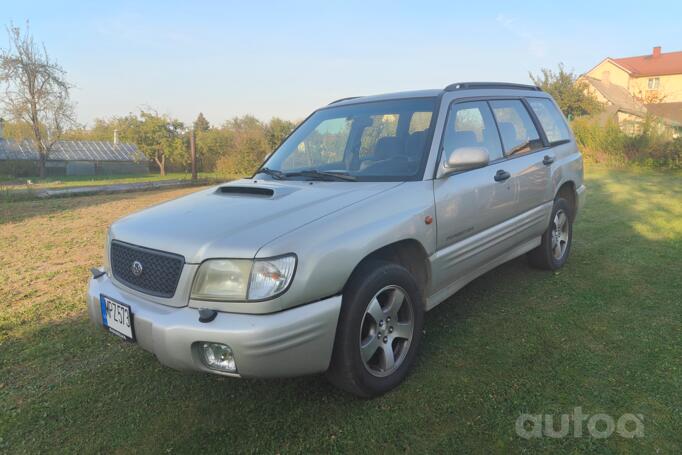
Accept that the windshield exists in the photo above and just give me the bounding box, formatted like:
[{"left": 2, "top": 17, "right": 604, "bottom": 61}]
[{"left": 259, "top": 97, "right": 438, "bottom": 181}]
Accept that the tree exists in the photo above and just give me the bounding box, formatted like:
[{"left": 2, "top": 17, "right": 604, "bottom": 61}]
[
  {"left": 266, "top": 117, "right": 296, "bottom": 150},
  {"left": 529, "top": 64, "right": 602, "bottom": 118},
  {"left": 214, "top": 115, "right": 270, "bottom": 176},
  {"left": 130, "top": 111, "right": 185, "bottom": 176},
  {"left": 0, "top": 22, "right": 76, "bottom": 177},
  {"left": 193, "top": 112, "right": 210, "bottom": 132}
]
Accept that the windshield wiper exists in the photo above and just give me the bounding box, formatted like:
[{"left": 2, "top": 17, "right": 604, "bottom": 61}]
[
  {"left": 285, "top": 169, "right": 357, "bottom": 182},
  {"left": 256, "top": 167, "right": 286, "bottom": 180}
]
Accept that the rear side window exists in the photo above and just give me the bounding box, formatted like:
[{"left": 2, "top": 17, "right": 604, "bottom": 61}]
[
  {"left": 527, "top": 97, "right": 572, "bottom": 143},
  {"left": 442, "top": 101, "right": 503, "bottom": 161},
  {"left": 489, "top": 100, "right": 544, "bottom": 156}
]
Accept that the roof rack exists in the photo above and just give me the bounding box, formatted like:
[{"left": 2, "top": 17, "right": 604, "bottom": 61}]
[
  {"left": 328, "top": 96, "right": 361, "bottom": 105},
  {"left": 444, "top": 82, "right": 541, "bottom": 92}
]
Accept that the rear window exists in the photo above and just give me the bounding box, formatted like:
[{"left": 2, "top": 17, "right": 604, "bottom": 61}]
[{"left": 527, "top": 98, "right": 572, "bottom": 143}]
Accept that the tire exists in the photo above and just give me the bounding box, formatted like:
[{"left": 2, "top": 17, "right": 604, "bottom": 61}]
[
  {"left": 327, "top": 260, "right": 424, "bottom": 398},
  {"left": 528, "top": 197, "right": 573, "bottom": 270}
]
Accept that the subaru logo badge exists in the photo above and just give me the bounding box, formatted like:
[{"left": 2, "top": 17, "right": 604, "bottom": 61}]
[{"left": 131, "top": 260, "right": 143, "bottom": 277}]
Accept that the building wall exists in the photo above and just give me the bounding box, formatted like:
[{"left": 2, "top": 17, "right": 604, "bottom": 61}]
[
  {"left": 586, "top": 60, "right": 632, "bottom": 88},
  {"left": 66, "top": 161, "right": 95, "bottom": 176},
  {"left": 586, "top": 59, "right": 682, "bottom": 103},
  {"left": 629, "top": 74, "right": 682, "bottom": 102},
  {"left": 0, "top": 160, "right": 149, "bottom": 177}
]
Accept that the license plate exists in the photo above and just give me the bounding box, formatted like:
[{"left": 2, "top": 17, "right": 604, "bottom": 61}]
[{"left": 100, "top": 295, "right": 135, "bottom": 341}]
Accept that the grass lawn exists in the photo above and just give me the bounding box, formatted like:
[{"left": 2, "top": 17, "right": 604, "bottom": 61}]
[
  {"left": 0, "top": 172, "right": 235, "bottom": 190},
  {"left": 0, "top": 166, "right": 680, "bottom": 453}
]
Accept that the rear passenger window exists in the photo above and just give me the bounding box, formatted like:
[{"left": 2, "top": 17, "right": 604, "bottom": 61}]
[
  {"left": 442, "top": 101, "right": 503, "bottom": 161},
  {"left": 489, "top": 100, "right": 544, "bottom": 156},
  {"left": 527, "top": 98, "right": 572, "bottom": 143}
]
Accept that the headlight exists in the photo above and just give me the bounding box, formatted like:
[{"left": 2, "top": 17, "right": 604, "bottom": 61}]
[{"left": 191, "top": 255, "right": 296, "bottom": 301}]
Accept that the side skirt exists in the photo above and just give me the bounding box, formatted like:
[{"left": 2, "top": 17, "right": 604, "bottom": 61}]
[{"left": 425, "top": 237, "right": 540, "bottom": 311}]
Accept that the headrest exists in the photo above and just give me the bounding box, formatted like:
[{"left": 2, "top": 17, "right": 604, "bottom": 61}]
[
  {"left": 405, "top": 131, "right": 427, "bottom": 159},
  {"left": 374, "top": 136, "right": 401, "bottom": 159},
  {"left": 453, "top": 130, "right": 478, "bottom": 147}
]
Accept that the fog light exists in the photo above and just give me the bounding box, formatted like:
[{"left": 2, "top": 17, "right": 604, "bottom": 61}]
[{"left": 201, "top": 342, "right": 237, "bottom": 373}]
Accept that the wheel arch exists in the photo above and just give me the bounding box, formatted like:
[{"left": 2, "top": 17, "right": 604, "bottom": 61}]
[
  {"left": 556, "top": 180, "right": 577, "bottom": 218},
  {"left": 344, "top": 239, "right": 431, "bottom": 300}
]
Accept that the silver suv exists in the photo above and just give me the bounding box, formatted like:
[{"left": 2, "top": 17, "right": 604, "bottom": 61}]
[{"left": 87, "top": 82, "right": 585, "bottom": 397}]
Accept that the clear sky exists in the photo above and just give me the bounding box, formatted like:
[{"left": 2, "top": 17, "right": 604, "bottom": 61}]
[{"left": 2, "top": 1, "right": 681, "bottom": 127}]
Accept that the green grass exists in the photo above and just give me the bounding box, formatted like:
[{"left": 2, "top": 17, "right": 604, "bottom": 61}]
[
  {"left": 0, "top": 166, "right": 680, "bottom": 453},
  {"left": 0, "top": 171, "right": 235, "bottom": 190}
]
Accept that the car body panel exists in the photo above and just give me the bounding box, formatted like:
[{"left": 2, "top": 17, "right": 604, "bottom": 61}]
[
  {"left": 88, "top": 84, "right": 585, "bottom": 379},
  {"left": 110, "top": 179, "right": 403, "bottom": 264}
]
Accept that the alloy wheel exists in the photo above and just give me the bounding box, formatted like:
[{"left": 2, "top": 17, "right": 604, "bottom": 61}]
[
  {"left": 551, "top": 209, "right": 570, "bottom": 260},
  {"left": 359, "top": 285, "right": 414, "bottom": 377}
]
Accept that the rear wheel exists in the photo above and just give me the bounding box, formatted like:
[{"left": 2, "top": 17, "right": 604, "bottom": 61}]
[
  {"left": 327, "top": 260, "right": 424, "bottom": 397},
  {"left": 528, "top": 197, "right": 573, "bottom": 270}
]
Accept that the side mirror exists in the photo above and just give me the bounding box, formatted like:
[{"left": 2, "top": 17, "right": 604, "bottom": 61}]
[{"left": 442, "top": 146, "right": 490, "bottom": 176}]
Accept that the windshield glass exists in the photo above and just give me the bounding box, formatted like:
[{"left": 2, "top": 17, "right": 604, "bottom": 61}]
[{"left": 259, "top": 97, "right": 438, "bottom": 181}]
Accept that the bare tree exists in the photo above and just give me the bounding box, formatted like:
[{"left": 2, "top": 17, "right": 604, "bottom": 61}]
[{"left": 0, "top": 22, "right": 75, "bottom": 177}]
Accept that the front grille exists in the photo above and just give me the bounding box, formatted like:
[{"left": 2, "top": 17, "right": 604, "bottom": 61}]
[{"left": 110, "top": 240, "right": 185, "bottom": 298}]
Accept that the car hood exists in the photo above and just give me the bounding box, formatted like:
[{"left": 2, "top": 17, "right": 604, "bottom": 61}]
[{"left": 110, "top": 179, "right": 402, "bottom": 263}]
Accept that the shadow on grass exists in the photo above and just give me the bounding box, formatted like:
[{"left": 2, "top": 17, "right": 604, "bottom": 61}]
[{"left": 1, "top": 168, "right": 680, "bottom": 453}]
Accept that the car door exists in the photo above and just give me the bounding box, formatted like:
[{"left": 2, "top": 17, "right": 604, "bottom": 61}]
[
  {"left": 431, "top": 100, "right": 520, "bottom": 295},
  {"left": 488, "top": 99, "right": 552, "bottom": 240}
]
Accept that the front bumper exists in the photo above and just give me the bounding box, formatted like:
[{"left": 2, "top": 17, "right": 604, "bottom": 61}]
[{"left": 87, "top": 274, "right": 342, "bottom": 378}]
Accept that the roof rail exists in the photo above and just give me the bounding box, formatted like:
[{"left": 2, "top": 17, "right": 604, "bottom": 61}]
[
  {"left": 444, "top": 82, "right": 541, "bottom": 92},
  {"left": 328, "top": 96, "right": 361, "bottom": 105}
]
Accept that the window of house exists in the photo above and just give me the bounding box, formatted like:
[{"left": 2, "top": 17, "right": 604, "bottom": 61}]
[
  {"left": 648, "top": 77, "right": 660, "bottom": 90},
  {"left": 442, "top": 101, "right": 503, "bottom": 161},
  {"left": 527, "top": 98, "right": 572, "bottom": 143},
  {"left": 489, "top": 100, "right": 544, "bottom": 156}
]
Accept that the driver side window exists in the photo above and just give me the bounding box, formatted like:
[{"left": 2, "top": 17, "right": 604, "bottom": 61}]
[{"left": 442, "top": 101, "right": 503, "bottom": 161}]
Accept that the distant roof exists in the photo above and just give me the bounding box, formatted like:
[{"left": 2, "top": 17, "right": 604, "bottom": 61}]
[
  {"left": 645, "top": 102, "right": 682, "bottom": 126},
  {"left": 611, "top": 49, "right": 682, "bottom": 77},
  {"left": 584, "top": 76, "right": 647, "bottom": 116},
  {"left": 0, "top": 139, "right": 145, "bottom": 162}
]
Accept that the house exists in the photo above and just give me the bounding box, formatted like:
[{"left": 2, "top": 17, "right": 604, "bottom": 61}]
[
  {"left": 0, "top": 124, "right": 148, "bottom": 177},
  {"left": 581, "top": 47, "right": 682, "bottom": 135}
]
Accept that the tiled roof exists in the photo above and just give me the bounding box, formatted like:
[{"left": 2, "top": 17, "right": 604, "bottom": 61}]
[
  {"left": 645, "top": 102, "right": 682, "bottom": 126},
  {"left": 584, "top": 76, "right": 647, "bottom": 116},
  {"left": 611, "top": 50, "right": 682, "bottom": 77},
  {"left": 0, "top": 139, "right": 145, "bottom": 162}
]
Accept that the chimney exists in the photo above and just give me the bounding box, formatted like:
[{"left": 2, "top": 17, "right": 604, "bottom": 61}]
[
  {"left": 653, "top": 46, "right": 661, "bottom": 58},
  {"left": 113, "top": 129, "right": 119, "bottom": 145}
]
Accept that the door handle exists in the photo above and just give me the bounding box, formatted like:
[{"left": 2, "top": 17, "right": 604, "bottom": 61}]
[
  {"left": 494, "top": 169, "right": 511, "bottom": 182},
  {"left": 543, "top": 155, "right": 555, "bottom": 166}
]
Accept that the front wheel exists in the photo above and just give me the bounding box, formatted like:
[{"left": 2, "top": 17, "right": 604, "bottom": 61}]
[
  {"left": 327, "top": 260, "right": 424, "bottom": 398},
  {"left": 528, "top": 197, "right": 573, "bottom": 270}
]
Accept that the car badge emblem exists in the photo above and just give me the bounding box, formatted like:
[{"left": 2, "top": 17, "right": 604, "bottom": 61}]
[{"left": 131, "top": 260, "right": 143, "bottom": 277}]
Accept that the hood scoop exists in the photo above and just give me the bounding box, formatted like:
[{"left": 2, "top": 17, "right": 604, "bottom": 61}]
[{"left": 216, "top": 186, "right": 274, "bottom": 197}]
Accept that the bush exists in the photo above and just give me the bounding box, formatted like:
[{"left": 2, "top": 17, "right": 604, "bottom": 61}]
[{"left": 571, "top": 116, "right": 681, "bottom": 169}]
